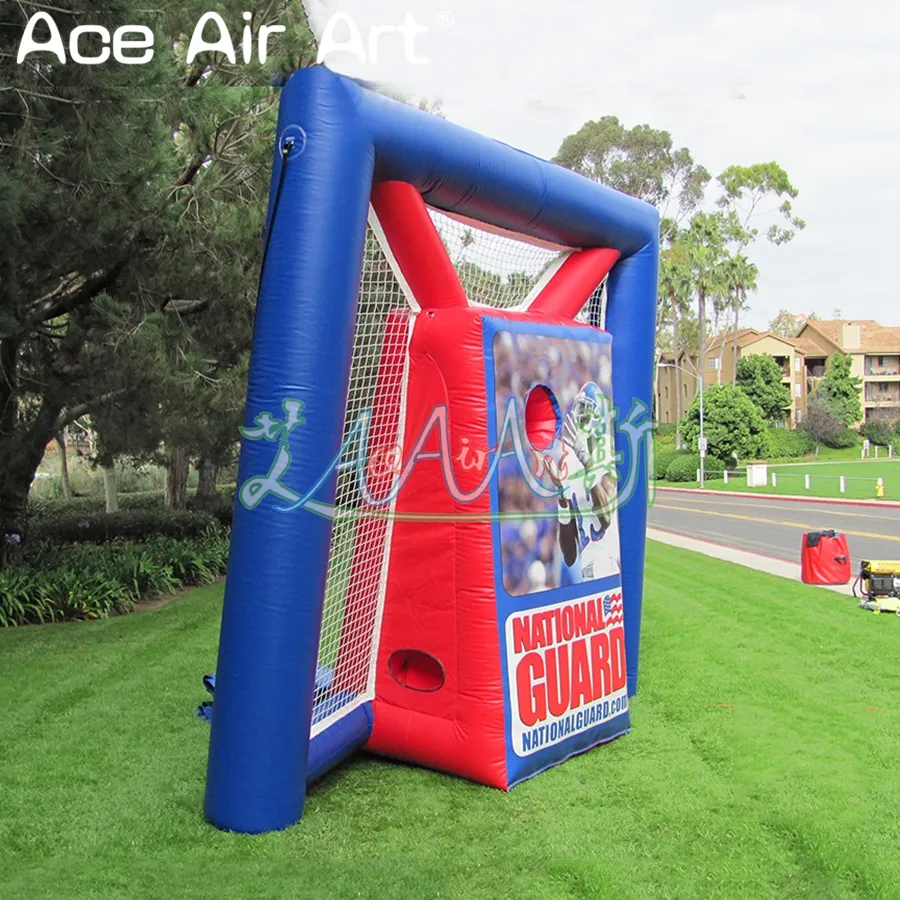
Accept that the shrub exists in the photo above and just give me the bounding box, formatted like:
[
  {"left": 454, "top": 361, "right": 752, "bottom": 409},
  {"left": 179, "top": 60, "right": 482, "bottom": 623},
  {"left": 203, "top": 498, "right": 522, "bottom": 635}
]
[
  {"left": 27, "top": 487, "right": 234, "bottom": 524},
  {"left": 188, "top": 487, "right": 235, "bottom": 526},
  {"left": 655, "top": 423, "right": 678, "bottom": 447},
  {"left": 665, "top": 453, "right": 702, "bottom": 483},
  {"left": 860, "top": 422, "right": 896, "bottom": 447},
  {"left": 825, "top": 428, "right": 859, "bottom": 449},
  {"left": 653, "top": 447, "right": 681, "bottom": 480},
  {"left": 766, "top": 428, "right": 815, "bottom": 460},
  {"left": 0, "top": 568, "right": 129, "bottom": 626},
  {"left": 28, "top": 510, "right": 219, "bottom": 545},
  {"left": 1, "top": 528, "right": 231, "bottom": 627}
]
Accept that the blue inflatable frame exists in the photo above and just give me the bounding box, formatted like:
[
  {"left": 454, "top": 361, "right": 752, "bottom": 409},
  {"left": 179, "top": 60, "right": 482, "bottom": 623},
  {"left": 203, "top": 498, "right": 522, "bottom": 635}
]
[{"left": 205, "top": 65, "right": 659, "bottom": 834}]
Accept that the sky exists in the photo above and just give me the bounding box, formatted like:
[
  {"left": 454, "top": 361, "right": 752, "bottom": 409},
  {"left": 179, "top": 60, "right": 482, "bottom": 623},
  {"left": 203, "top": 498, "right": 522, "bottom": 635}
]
[{"left": 303, "top": 0, "right": 900, "bottom": 330}]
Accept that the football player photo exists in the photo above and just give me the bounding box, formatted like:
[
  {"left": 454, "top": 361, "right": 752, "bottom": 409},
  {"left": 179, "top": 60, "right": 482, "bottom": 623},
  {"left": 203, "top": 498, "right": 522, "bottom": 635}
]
[{"left": 493, "top": 330, "right": 621, "bottom": 596}]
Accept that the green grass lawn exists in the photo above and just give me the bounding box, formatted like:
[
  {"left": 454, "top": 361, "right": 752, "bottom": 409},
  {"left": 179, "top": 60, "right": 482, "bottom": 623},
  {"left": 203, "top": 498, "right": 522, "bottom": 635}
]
[
  {"left": 657, "top": 458, "right": 900, "bottom": 501},
  {"left": 2, "top": 545, "right": 900, "bottom": 899}
]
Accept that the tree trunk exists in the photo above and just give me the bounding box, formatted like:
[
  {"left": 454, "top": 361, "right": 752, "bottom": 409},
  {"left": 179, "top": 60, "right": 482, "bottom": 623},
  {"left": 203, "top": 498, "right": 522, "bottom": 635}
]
[
  {"left": 56, "top": 432, "right": 73, "bottom": 500},
  {"left": 102, "top": 464, "right": 118, "bottom": 513},
  {"left": 717, "top": 314, "right": 728, "bottom": 385},
  {"left": 195, "top": 457, "right": 219, "bottom": 511},
  {"left": 0, "top": 461, "right": 30, "bottom": 567},
  {"left": 672, "top": 298, "right": 683, "bottom": 448},
  {"left": 0, "top": 434, "right": 54, "bottom": 567},
  {"left": 165, "top": 446, "right": 189, "bottom": 511},
  {"left": 0, "top": 393, "right": 67, "bottom": 567},
  {"left": 732, "top": 296, "right": 741, "bottom": 385}
]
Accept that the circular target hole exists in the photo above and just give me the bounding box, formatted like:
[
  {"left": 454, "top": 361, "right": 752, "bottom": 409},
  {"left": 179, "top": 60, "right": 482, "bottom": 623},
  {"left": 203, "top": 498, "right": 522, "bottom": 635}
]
[
  {"left": 524, "top": 384, "right": 562, "bottom": 451},
  {"left": 388, "top": 649, "right": 445, "bottom": 692}
]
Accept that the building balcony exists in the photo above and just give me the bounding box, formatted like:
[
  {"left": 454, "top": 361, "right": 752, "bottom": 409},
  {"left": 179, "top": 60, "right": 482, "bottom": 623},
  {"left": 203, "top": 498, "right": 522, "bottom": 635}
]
[{"left": 865, "top": 358, "right": 900, "bottom": 377}]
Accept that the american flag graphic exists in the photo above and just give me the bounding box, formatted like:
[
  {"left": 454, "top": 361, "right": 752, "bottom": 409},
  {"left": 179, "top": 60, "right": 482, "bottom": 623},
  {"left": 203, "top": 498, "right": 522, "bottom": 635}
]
[{"left": 602, "top": 593, "right": 624, "bottom": 628}]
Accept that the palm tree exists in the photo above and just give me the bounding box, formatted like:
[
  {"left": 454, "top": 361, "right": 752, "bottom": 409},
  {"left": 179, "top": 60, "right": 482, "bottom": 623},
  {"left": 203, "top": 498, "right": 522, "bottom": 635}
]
[
  {"left": 659, "top": 240, "right": 693, "bottom": 444},
  {"left": 712, "top": 286, "right": 732, "bottom": 384},
  {"left": 722, "top": 253, "right": 759, "bottom": 384},
  {"left": 685, "top": 212, "right": 727, "bottom": 388}
]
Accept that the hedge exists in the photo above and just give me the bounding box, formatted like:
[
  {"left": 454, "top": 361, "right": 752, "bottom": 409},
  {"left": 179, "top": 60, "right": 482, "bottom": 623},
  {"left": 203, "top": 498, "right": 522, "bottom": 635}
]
[
  {"left": 859, "top": 422, "right": 896, "bottom": 448},
  {"left": 28, "top": 510, "right": 221, "bottom": 545},
  {"left": 0, "top": 527, "right": 230, "bottom": 627},
  {"left": 25, "top": 486, "right": 235, "bottom": 537},
  {"left": 655, "top": 423, "right": 678, "bottom": 447},
  {"left": 653, "top": 448, "right": 681, "bottom": 480},
  {"left": 665, "top": 453, "right": 702, "bottom": 483},
  {"left": 766, "top": 428, "right": 815, "bottom": 460},
  {"left": 825, "top": 428, "right": 859, "bottom": 449}
]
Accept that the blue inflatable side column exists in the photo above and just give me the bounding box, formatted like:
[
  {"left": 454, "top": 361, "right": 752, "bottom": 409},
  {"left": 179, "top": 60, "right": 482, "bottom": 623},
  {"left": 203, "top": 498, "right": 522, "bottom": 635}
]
[
  {"left": 204, "top": 70, "right": 375, "bottom": 834},
  {"left": 606, "top": 243, "right": 658, "bottom": 697}
]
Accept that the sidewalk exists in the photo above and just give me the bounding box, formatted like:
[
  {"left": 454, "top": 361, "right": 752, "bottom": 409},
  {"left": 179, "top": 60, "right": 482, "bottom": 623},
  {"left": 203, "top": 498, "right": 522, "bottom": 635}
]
[{"left": 647, "top": 527, "right": 856, "bottom": 597}]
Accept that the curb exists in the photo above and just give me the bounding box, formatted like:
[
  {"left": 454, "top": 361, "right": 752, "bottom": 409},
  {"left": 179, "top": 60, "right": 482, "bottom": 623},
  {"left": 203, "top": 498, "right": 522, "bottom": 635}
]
[{"left": 654, "top": 486, "right": 900, "bottom": 510}]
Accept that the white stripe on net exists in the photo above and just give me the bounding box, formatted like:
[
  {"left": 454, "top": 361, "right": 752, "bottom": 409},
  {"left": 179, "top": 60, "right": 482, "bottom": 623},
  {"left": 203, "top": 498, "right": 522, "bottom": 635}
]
[
  {"left": 428, "top": 208, "right": 563, "bottom": 310},
  {"left": 312, "top": 227, "right": 412, "bottom": 738}
]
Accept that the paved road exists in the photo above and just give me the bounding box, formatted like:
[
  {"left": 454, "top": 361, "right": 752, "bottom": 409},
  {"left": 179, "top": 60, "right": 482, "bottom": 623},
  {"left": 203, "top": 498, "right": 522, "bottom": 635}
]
[{"left": 648, "top": 490, "right": 900, "bottom": 571}]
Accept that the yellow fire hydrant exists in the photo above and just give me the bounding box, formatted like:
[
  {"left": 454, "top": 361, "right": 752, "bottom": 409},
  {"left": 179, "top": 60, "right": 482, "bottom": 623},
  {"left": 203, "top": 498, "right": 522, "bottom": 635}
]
[{"left": 876, "top": 478, "right": 885, "bottom": 500}]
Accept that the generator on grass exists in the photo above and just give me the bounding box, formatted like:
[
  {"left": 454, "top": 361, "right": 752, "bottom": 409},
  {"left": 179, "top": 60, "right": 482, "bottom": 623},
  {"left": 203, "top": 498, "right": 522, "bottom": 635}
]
[{"left": 853, "top": 561, "right": 900, "bottom": 615}]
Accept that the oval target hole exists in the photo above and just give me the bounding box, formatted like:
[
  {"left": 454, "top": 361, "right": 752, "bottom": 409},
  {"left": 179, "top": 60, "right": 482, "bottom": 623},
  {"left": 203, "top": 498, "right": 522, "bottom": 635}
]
[
  {"left": 525, "top": 384, "right": 562, "bottom": 451},
  {"left": 388, "top": 650, "right": 445, "bottom": 692}
]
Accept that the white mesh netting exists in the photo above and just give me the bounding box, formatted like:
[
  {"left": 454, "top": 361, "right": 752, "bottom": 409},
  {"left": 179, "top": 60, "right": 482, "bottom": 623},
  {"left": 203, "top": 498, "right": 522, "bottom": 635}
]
[
  {"left": 312, "top": 224, "right": 411, "bottom": 737},
  {"left": 312, "top": 203, "right": 606, "bottom": 737},
  {"left": 429, "top": 208, "right": 562, "bottom": 310}
]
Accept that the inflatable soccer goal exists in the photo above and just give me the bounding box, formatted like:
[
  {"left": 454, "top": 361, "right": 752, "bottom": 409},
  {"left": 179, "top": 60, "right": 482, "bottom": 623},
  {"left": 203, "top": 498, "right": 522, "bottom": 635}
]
[{"left": 204, "top": 67, "right": 659, "bottom": 834}]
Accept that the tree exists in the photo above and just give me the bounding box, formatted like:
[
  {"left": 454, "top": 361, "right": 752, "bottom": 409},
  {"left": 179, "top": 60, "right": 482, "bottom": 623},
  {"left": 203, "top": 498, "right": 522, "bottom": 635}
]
[
  {"left": 722, "top": 253, "right": 758, "bottom": 384},
  {"left": 819, "top": 353, "right": 863, "bottom": 426},
  {"left": 553, "top": 116, "right": 710, "bottom": 243},
  {"left": 714, "top": 163, "right": 804, "bottom": 382},
  {"left": 769, "top": 310, "right": 803, "bottom": 338},
  {"left": 683, "top": 212, "right": 728, "bottom": 378},
  {"left": 804, "top": 391, "right": 845, "bottom": 453},
  {"left": 680, "top": 384, "right": 769, "bottom": 463},
  {"left": 736, "top": 355, "right": 792, "bottom": 425},
  {"left": 658, "top": 240, "right": 693, "bottom": 444},
  {"left": 769, "top": 310, "right": 819, "bottom": 338},
  {"left": 716, "top": 163, "right": 806, "bottom": 248},
  {"left": 0, "top": 1, "right": 316, "bottom": 560}
]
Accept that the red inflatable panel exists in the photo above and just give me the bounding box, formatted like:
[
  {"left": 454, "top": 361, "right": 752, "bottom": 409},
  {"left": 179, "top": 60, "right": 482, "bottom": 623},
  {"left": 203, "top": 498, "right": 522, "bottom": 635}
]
[
  {"left": 362, "top": 181, "right": 630, "bottom": 791},
  {"left": 800, "top": 531, "right": 851, "bottom": 585},
  {"left": 366, "top": 306, "right": 508, "bottom": 788}
]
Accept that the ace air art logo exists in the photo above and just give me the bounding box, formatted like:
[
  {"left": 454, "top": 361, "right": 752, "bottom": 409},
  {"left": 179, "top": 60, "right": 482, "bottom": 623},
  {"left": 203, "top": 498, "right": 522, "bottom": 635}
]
[
  {"left": 506, "top": 591, "right": 628, "bottom": 757},
  {"left": 15, "top": 9, "right": 436, "bottom": 68}
]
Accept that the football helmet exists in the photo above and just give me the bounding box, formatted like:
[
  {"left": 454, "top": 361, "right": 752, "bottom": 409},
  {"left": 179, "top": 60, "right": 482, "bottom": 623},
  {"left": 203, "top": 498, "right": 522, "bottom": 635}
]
[{"left": 572, "top": 382, "right": 607, "bottom": 435}]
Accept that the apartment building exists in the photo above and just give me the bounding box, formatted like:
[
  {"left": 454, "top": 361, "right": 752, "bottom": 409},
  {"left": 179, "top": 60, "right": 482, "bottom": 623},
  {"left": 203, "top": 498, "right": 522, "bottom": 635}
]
[
  {"left": 793, "top": 319, "right": 900, "bottom": 424},
  {"left": 656, "top": 329, "right": 807, "bottom": 427},
  {"left": 705, "top": 329, "right": 807, "bottom": 426},
  {"left": 655, "top": 350, "right": 699, "bottom": 425}
]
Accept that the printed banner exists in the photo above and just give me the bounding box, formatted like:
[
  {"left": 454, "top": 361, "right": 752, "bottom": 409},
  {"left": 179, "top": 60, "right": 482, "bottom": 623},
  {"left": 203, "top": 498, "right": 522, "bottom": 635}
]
[
  {"left": 505, "top": 590, "right": 628, "bottom": 757},
  {"left": 482, "top": 317, "right": 631, "bottom": 786}
]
